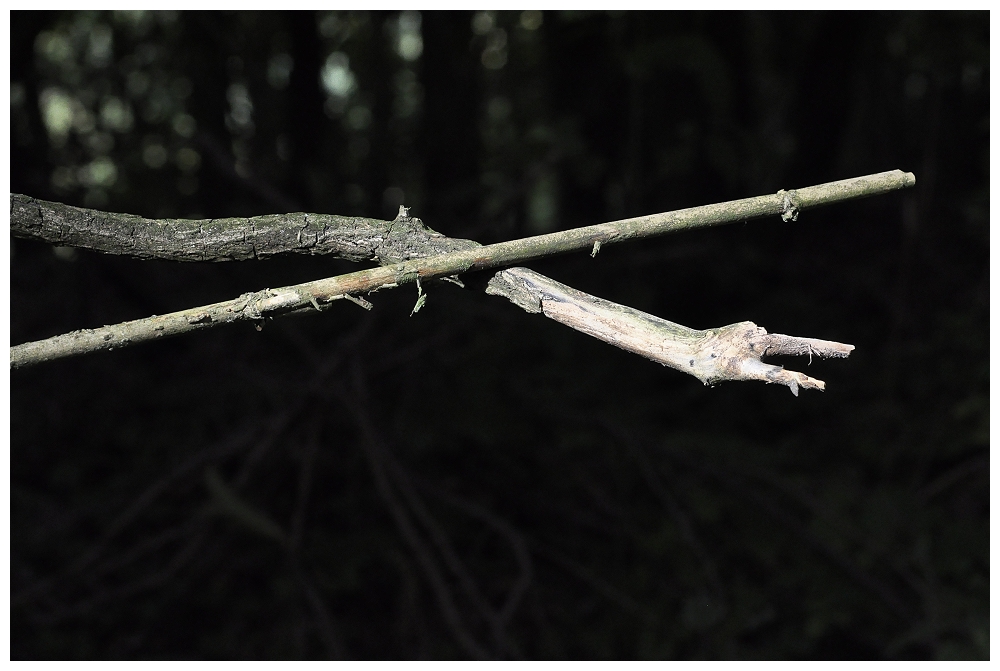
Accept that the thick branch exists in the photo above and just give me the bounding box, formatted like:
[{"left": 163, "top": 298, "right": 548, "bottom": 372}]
[
  {"left": 487, "top": 268, "right": 853, "bottom": 395},
  {"left": 9, "top": 193, "right": 478, "bottom": 264},
  {"left": 11, "top": 169, "right": 914, "bottom": 264},
  {"left": 10, "top": 170, "right": 913, "bottom": 371}
]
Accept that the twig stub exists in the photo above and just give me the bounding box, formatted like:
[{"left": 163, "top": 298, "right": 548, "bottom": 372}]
[{"left": 11, "top": 170, "right": 910, "bottom": 370}]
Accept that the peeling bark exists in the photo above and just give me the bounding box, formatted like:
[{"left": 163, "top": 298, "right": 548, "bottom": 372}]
[{"left": 488, "top": 268, "right": 853, "bottom": 394}]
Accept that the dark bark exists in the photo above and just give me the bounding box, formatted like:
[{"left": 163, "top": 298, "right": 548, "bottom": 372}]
[
  {"left": 10, "top": 170, "right": 913, "bottom": 370},
  {"left": 10, "top": 194, "right": 478, "bottom": 264}
]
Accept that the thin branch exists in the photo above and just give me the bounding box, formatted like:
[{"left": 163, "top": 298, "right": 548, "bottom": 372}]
[
  {"left": 10, "top": 170, "right": 914, "bottom": 370},
  {"left": 194, "top": 130, "right": 303, "bottom": 213},
  {"left": 28, "top": 526, "right": 211, "bottom": 626},
  {"left": 293, "top": 567, "right": 345, "bottom": 660},
  {"left": 10, "top": 424, "right": 266, "bottom": 608},
  {"left": 662, "top": 442, "right": 917, "bottom": 622}
]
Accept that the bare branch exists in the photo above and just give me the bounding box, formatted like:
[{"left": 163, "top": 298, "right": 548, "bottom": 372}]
[
  {"left": 488, "top": 268, "right": 853, "bottom": 394},
  {"left": 10, "top": 193, "right": 478, "bottom": 264},
  {"left": 10, "top": 170, "right": 912, "bottom": 370},
  {"left": 10, "top": 170, "right": 914, "bottom": 263}
]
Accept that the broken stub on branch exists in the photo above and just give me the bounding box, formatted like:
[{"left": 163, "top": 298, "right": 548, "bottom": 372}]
[{"left": 10, "top": 170, "right": 913, "bottom": 391}]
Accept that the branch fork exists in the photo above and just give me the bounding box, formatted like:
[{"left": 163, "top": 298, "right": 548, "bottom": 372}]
[
  {"left": 488, "top": 268, "right": 853, "bottom": 394},
  {"left": 696, "top": 322, "right": 853, "bottom": 395},
  {"left": 11, "top": 170, "right": 914, "bottom": 384}
]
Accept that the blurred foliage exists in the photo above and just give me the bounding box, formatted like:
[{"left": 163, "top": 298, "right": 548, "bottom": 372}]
[{"left": 10, "top": 10, "right": 988, "bottom": 660}]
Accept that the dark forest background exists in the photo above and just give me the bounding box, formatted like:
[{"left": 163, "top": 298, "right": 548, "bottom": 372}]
[{"left": 10, "top": 10, "right": 988, "bottom": 660}]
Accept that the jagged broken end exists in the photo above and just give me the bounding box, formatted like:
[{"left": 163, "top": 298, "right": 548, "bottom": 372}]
[
  {"left": 781, "top": 369, "right": 827, "bottom": 396},
  {"left": 734, "top": 358, "right": 828, "bottom": 396},
  {"left": 760, "top": 333, "right": 856, "bottom": 360},
  {"left": 693, "top": 322, "right": 855, "bottom": 396}
]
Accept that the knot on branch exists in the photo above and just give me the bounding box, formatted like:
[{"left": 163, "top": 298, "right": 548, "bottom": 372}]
[
  {"left": 777, "top": 189, "right": 800, "bottom": 222},
  {"left": 374, "top": 205, "right": 481, "bottom": 265},
  {"left": 230, "top": 288, "right": 303, "bottom": 320},
  {"left": 231, "top": 291, "right": 267, "bottom": 319}
]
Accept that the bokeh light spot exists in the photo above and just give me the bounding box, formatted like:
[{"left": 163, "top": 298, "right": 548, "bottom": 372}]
[
  {"left": 267, "top": 53, "right": 294, "bottom": 89},
  {"left": 396, "top": 11, "right": 423, "bottom": 61},
  {"left": 39, "top": 87, "right": 74, "bottom": 144},
  {"left": 176, "top": 147, "right": 201, "bottom": 172},
  {"left": 35, "top": 31, "right": 73, "bottom": 64},
  {"left": 78, "top": 156, "right": 118, "bottom": 187},
  {"left": 172, "top": 113, "right": 196, "bottom": 138},
  {"left": 142, "top": 143, "right": 168, "bottom": 169},
  {"left": 487, "top": 96, "right": 512, "bottom": 122},
  {"left": 87, "top": 24, "right": 114, "bottom": 67},
  {"left": 346, "top": 105, "right": 372, "bottom": 130},
  {"left": 100, "top": 96, "right": 134, "bottom": 132},
  {"left": 321, "top": 52, "right": 356, "bottom": 99},
  {"left": 520, "top": 10, "right": 543, "bottom": 31},
  {"left": 471, "top": 11, "right": 494, "bottom": 35}
]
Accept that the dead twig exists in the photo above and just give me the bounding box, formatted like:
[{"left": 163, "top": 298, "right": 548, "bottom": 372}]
[
  {"left": 11, "top": 170, "right": 913, "bottom": 370},
  {"left": 490, "top": 267, "right": 854, "bottom": 394}
]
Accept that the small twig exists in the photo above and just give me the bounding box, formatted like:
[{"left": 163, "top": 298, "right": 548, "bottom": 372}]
[
  {"left": 289, "top": 420, "right": 321, "bottom": 553},
  {"left": 410, "top": 277, "right": 426, "bottom": 316},
  {"left": 29, "top": 526, "right": 211, "bottom": 626},
  {"left": 383, "top": 455, "right": 520, "bottom": 658},
  {"left": 203, "top": 467, "right": 287, "bottom": 544},
  {"left": 10, "top": 170, "right": 912, "bottom": 369}
]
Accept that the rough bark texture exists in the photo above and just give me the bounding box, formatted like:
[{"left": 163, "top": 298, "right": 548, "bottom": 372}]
[
  {"left": 10, "top": 170, "right": 916, "bottom": 376},
  {"left": 10, "top": 170, "right": 914, "bottom": 265},
  {"left": 9, "top": 194, "right": 479, "bottom": 264}
]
